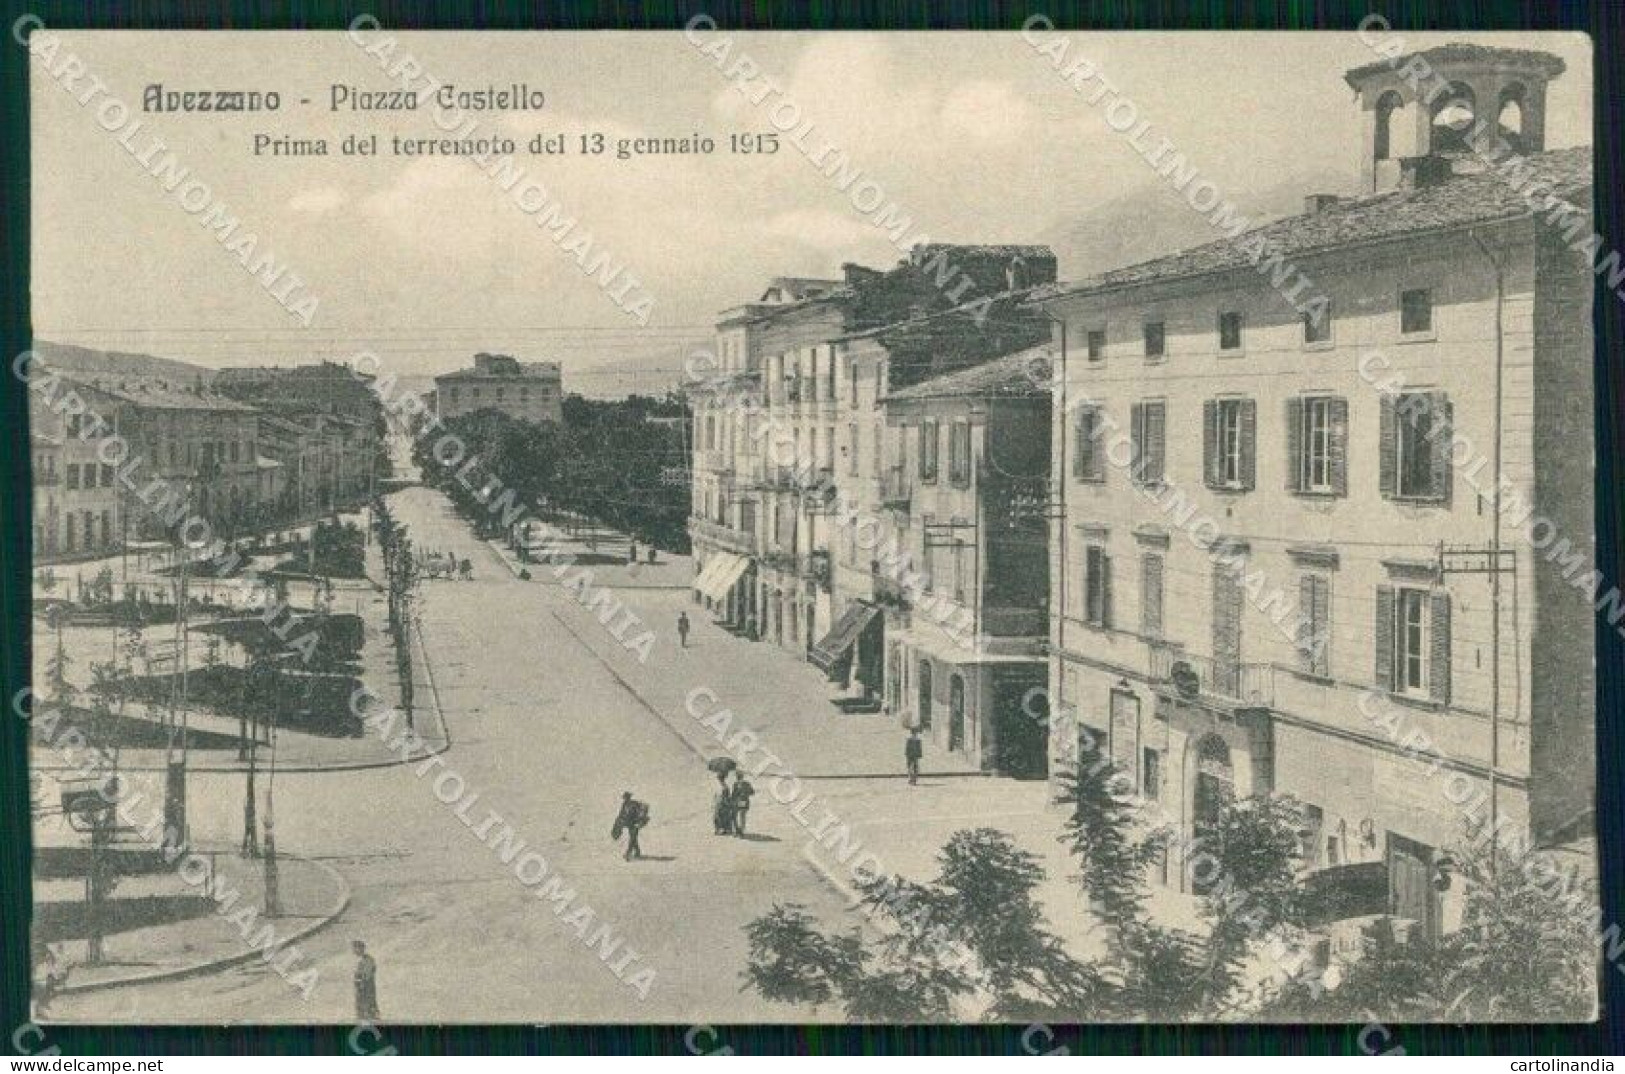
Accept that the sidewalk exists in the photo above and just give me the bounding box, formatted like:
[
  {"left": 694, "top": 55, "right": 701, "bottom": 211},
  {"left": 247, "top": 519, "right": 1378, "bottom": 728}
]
[
  {"left": 546, "top": 578, "right": 981, "bottom": 780},
  {"left": 45, "top": 851, "right": 350, "bottom": 998}
]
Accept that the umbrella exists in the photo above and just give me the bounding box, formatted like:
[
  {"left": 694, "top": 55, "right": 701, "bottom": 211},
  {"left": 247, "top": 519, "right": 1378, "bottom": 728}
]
[{"left": 706, "top": 756, "right": 737, "bottom": 778}]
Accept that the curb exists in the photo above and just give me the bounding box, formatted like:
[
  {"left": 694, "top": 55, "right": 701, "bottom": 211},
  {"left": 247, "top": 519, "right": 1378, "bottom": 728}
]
[
  {"left": 33, "top": 616, "right": 452, "bottom": 777},
  {"left": 54, "top": 854, "right": 352, "bottom": 997}
]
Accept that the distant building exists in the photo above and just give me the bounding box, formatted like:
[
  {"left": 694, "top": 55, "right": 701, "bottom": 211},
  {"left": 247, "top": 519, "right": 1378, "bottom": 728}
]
[
  {"left": 215, "top": 361, "right": 380, "bottom": 426},
  {"left": 433, "top": 353, "right": 563, "bottom": 423}
]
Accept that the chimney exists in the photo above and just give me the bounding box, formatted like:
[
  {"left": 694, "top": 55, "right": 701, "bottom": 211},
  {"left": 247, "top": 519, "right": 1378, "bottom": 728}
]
[{"left": 1303, "top": 194, "right": 1342, "bottom": 216}]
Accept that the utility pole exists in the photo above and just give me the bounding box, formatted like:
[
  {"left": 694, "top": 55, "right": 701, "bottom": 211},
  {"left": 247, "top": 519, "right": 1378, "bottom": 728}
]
[{"left": 262, "top": 692, "right": 281, "bottom": 915}]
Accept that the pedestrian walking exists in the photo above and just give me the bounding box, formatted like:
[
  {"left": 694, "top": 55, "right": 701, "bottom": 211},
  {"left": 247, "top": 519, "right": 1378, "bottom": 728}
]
[
  {"left": 612, "top": 791, "right": 649, "bottom": 860},
  {"left": 628, "top": 541, "right": 638, "bottom": 564},
  {"left": 677, "top": 611, "right": 690, "bottom": 648},
  {"left": 352, "top": 940, "right": 380, "bottom": 1021},
  {"left": 712, "top": 776, "right": 736, "bottom": 835},
  {"left": 905, "top": 731, "right": 923, "bottom": 785},
  {"left": 730, "top": 776, "right": 755, "bottom": 836}
]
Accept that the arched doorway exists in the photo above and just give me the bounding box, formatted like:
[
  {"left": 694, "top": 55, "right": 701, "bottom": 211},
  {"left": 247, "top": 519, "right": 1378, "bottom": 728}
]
[
  {"left": 1191, "top": 734, "right": 1234, "bottom": 895},
  {"left": 948, "top": 675, "right": 966, "bottom": 752},
  {"left": 917, "top": 659, "right": 933, "bottom": 729}
]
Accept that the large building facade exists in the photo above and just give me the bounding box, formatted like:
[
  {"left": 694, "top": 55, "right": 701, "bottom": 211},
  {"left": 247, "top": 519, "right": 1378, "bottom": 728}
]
[
  {"left": 433, "top": 352, "right": 564, "bottom": 424},
  {"left": 1037, "top": 45, "right": 1592, "bottom": 934}
]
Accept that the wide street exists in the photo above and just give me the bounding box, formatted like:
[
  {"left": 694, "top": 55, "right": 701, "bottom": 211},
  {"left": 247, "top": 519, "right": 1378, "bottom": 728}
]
[{"left": 48, "top": 480, "right": 954, "bottom": 1025}]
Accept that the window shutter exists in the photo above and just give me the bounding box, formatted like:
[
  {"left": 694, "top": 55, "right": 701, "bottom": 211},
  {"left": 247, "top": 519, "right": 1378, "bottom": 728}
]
[
  {"left": 1297, "top": 574, "right": 1317, "bottom": 672},
  {"left": 1203, "top": 400, "right": 1220, "bottom": 488},
  {"left": 1429, "top": 591, "right": 1452, "bottom": 704},
  {"left": 1142, "top": 554, "right": 1163, "bottom": 636},
  {"left": 1239, "top": 398, "right": 1257, "bottom": 490},
  {"left": 1073, "top": 408, "right": 1090, "bottom": 479},
  {"left": 1102, "top": 553, "right": 1114, "bottom": 629},
  {"left": 1285, "top": 397, "right": 1304, "bottom": 492},
  {"left": 1428, "top": 392, "right": 1453, "bottom": 505},
  {"left": 1329, "top": 397, "right": 1349, "bottom": 497},
  {"left": 1146, "top": 402, "right": 1166, "bottom": 484},
  {"left": 1313, "top": 576, "right": 1331, "bottom": 677},
  {"left": 1130, "top": 403, "right": 1145, "bottom": 483},
  {"left": 1379, "top": 395, "right": 1397, "bottom": 497},
  {"left": 1374, "top": 584, "right": 1395, "bottom": 690}
]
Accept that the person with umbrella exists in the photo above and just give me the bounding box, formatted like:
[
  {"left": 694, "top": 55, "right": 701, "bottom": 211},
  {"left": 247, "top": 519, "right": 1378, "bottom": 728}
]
[{"left": 707, "top": 757, "right": 737, "bottom": 835}]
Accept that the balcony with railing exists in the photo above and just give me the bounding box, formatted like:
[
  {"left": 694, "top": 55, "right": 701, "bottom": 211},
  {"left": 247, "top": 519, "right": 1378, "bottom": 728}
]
[
  {"left": 1148, "top": 643, "right": 1274, "bottom": 708},
  {"left": 688, "top": 516, "right": 755, "bottom": 556}
]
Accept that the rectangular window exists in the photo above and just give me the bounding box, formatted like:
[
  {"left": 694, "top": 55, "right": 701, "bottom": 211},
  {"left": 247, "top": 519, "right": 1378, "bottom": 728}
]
[
  {"left": 1204, "top": 398, "right": 1255, "bottom": 490},
  {"left": 1084, "top": 545, "right": 1112, "bottom": 628},
  {"left": 1297, "top": 574, "right": 1331, "bottom": 678},
  {"left": 1397, "top": 588, "right": 1428, "bottom": 695},
  {"left": 1073, "top": 406, "right": 1106, "bottom": 483},
  {"left": 1401, "top": 288, "right": 1433, "bottom": 335},
  {"left": 100, "top": 464, "right": 114, "bottom": 487},
  {"left": 1143, "top": 749, "right": 1161, "bottom": 800},
  {"left": 1304, "top": 301, "right": 1333, "bottom": 344},
  {"left": 872, "top": 423, "right": 882, "bottom": 477},
  {"left": 1383, "top": 391, "right": 1450, "bottom": 502},
  {"left": 1144, "top": 321, "right": 1166, "bottom": 359},
  {"left": 66, "top": 464, "right": 80, "bottom": 490},
  {"left": 1140, "top": 552, "right": 1164, "bottom": 637},
  {"left": 1376, "top": 585, "right": 1451, "bottom": 703},
  {"left": 949, "top": 421, "right": 972, "bottom": 487},
  {"left": 1218, "top": 310, "right": 1243, "bottom": 352},
  {"left": 849, "top": 359, "right": 859, "bottom": 407},
  {"left": 919, "top": 421, "right": 939, "bottom": 483},
  {"left": 1086, "top": 328, "right": 1107, "bottom": 362},
  {"left": 1130, "top": 401, "right": 1166, "bottom": 485},
  {"left": 1289, "top": 395, "right": 1347, "bottom": 495}
]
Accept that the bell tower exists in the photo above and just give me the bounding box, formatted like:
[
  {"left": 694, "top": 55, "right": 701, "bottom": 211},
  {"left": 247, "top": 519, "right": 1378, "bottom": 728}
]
[{"left": 1344, "top": 44, "right": 1565, "bottom": 193}]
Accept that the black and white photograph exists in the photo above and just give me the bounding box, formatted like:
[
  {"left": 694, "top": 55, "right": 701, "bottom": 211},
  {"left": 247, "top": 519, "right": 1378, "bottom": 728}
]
[{"left": 15, "top": 19, "right": 1608, "bottom": 1040}]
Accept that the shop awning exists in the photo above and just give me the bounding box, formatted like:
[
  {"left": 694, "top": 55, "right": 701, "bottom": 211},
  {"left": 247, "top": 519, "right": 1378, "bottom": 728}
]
[
  {"left": 691, "top": 555, "right": 727, "bottom": 599},
  {"left": 810, "top": 602, "right": 881, "bottom": 675},
  {"left": 696, "top": 553, "right": 750, "bottom": 602}
]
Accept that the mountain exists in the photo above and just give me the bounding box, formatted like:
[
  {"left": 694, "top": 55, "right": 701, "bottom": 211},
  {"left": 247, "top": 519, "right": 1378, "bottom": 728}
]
[
  {"left": 1047, "top": 168, "right": 1354, "bottom": 280},
  {"left": 30, "top": 340, "right": 217, "bottom": 385}
]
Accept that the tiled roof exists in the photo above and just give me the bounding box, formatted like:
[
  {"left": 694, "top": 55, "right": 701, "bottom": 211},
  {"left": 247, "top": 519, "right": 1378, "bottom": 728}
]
[
  {"left": 1343, "top": 44, "right": 1565, "bottom": 88},
  {"left": 884, "top": 344, "right": 1054, "bottom": 402},
  {"left": 1037, "top": 147, "right": 1591, "bottom": 302}
]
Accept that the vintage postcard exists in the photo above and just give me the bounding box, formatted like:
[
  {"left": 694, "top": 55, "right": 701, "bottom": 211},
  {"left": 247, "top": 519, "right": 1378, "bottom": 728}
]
[{"left": 23, "top": 26, "right": 1599, "bottom": 1027}]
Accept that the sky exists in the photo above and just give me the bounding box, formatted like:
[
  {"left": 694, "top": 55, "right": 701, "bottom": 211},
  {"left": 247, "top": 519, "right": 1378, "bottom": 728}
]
[{"left": 31, "top": 29, "right": 1593, "bottom": 395}]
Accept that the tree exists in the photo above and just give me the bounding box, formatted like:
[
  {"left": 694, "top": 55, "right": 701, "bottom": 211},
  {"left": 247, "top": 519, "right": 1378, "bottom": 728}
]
[
  {"left": 45, "top": 611, "right": 74, "bottom": 705},
  {"left": 742, "top": 829, "right": 1104, "bottom": 1021}
]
